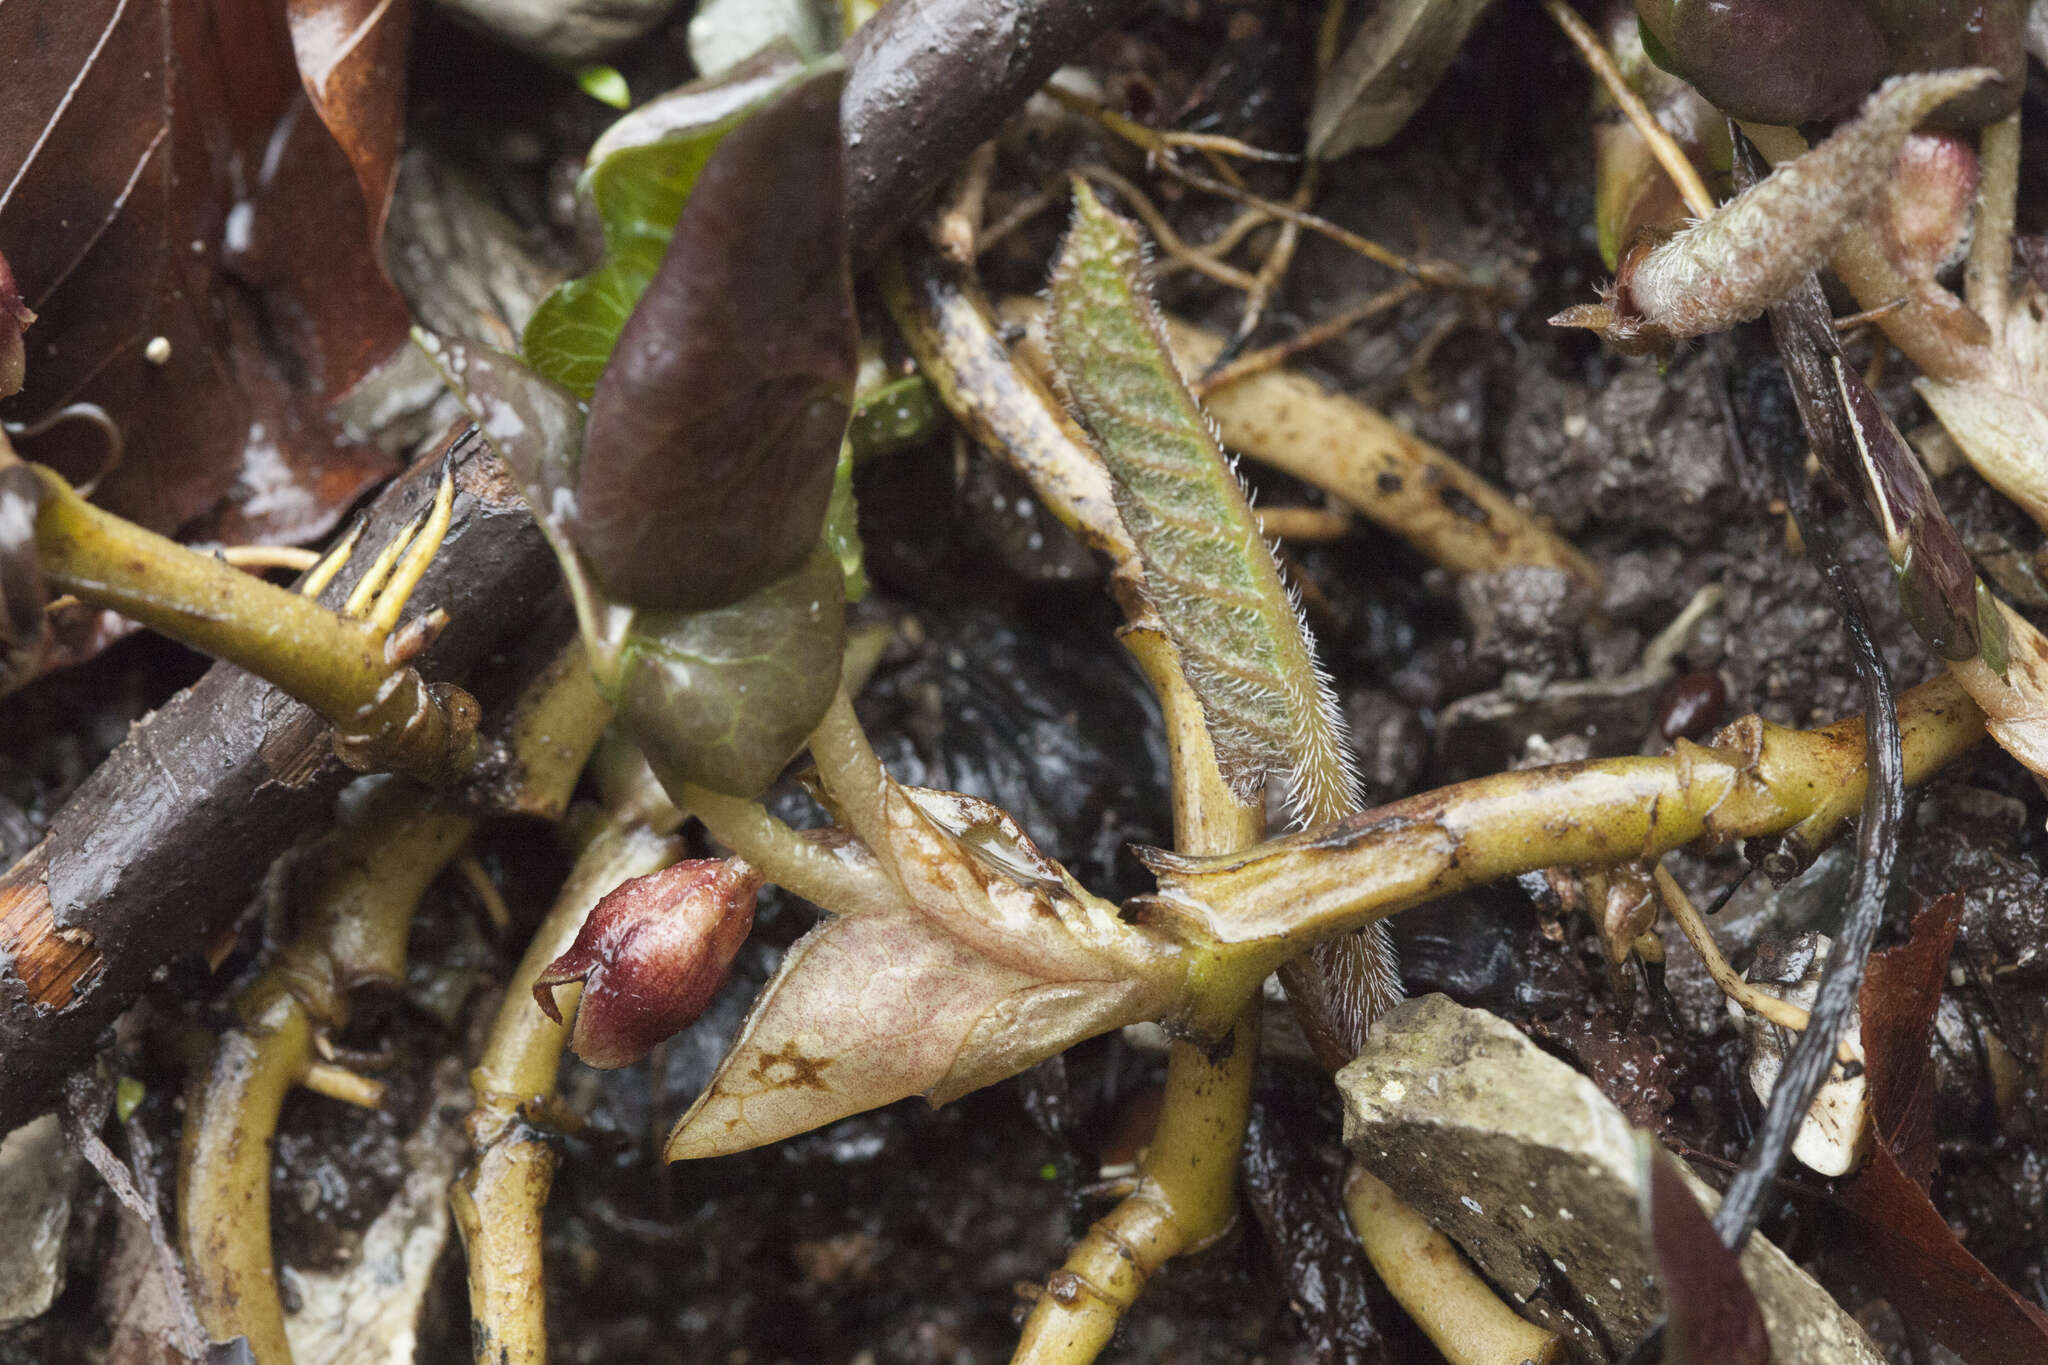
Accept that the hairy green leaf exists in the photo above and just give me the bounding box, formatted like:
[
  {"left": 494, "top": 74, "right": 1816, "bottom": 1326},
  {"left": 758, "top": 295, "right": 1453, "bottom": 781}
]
[
  {"left": 1046, "top": 179, "right": 1358, "bottom": 825},
  {"left": 521, "top": 46, "right": 811, "bottom": 398}
]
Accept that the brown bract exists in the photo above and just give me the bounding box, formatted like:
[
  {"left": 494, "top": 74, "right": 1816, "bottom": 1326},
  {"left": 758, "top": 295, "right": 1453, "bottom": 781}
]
[
  {"left": 576, "top": 68, "right": 857, "bottom": 612},
  {"left": 535, "top": 858, "right": 762, "bottom": 1071},
  {"left": 1837, "top": 896, "right": 2048, "bottom": 1360},
  {"left": 0, "top": 0, "right": 411, "bottom": 664}
]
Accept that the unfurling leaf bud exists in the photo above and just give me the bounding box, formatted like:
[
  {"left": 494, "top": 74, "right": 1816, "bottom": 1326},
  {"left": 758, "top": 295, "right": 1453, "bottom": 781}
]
[{"left": 534, "top": 858, "right": 763, "bottom": 1069}]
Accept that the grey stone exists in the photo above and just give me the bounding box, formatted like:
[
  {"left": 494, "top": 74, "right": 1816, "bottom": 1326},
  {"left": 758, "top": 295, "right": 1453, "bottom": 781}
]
[
  {"left": 1338, "top": 994, "right": 1882, "bottom": 1363},
  {"left": 0, "top": 1115, "right": 80, "bottom": 1328}
]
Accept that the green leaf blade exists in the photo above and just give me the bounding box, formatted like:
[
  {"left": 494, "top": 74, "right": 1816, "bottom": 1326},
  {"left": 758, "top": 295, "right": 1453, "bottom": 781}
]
[
  {"left": 1046, "top": 180, "right": 1359, "bottom": 826},
  {"left": 520, "top": 50, "right": 813, "bottom": 397}
]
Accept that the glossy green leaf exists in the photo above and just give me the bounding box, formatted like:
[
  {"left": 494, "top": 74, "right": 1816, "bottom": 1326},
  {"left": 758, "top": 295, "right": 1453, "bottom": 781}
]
[
  {"left": 822, "top": 438, "right": 868, "bottom": 601},
  {"left": 425, "top": 330, "right": 850, "bottom": 800},
  {"left": 577, "top": 65, "right": 631, "bottom": 109},
  {"left": 522, "top": 45, "right": 811, "bottom": 398},
  {"left": 616, "top": 544, "right": 846, "bottom": 799}
]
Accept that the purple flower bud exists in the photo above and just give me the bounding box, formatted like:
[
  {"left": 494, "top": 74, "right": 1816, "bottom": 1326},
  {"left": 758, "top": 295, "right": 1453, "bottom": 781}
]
[{"left": 535, "top": 858, "right": 762, "bottom": 1069}]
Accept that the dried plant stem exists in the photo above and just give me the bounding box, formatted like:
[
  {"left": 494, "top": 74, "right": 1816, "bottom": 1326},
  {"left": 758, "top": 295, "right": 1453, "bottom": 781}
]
[
  {"left": 1144, "top": 671, "right": 1984, "bottom": 961},
  {"left": 1966, "top": 112, "right": 2021, "bottom": 329},
  {"left": 1161, "top": 159, "right": 1475, "bottom": 289},
  {"left": 1044, "top": 83, "right": 1298, "bottom": 165},
  {"left": 1652, "top": 862, "right": 1867, "bottom": 1074},
  {"left": 456, "top": 808, "right": 685, "bottom": 1365},
  {"left": 1344, "top": 1165, "right": 1562, "bottom": 1365},
  {"left": 1253, "top": 503, "right": 1354, "bottom": 541},
  {"left": 1011, "top": 628, "right": 1264, "bottom": 1365},
  {"left": 1193, "top": 280, "right": 1422, "bottom": 392},
  {"left": 879, "top": 246, "right": 1143, "bottom": 605},
  {"left": 1075, "top": 165, "right": 1259, "bottom": 291},
  {"left": 30, "top": 464, "right": 479, "bottom": 782},
  {"left": 1739, "top": 120, "right": 1995, "bottom": 385},
  {"left": 178, "top": 647, "right": 607, "bottom": 1364},
  {"left": 1542, "top": 0, "right": 1714, "bottom": 219}
]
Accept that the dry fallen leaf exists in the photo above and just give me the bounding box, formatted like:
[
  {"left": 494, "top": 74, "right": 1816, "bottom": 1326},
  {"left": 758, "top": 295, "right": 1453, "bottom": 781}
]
[
  {"left": 1837, "top": 895, "right": 2048, "bottom": 1363},
  {"left": 0, "top": 0, "right": 414, "bottom": 669}
]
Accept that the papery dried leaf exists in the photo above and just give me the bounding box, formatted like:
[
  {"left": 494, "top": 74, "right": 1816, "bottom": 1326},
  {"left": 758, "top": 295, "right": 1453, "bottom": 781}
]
[
  {"left": 1837, "top": 896, "right": 2048, "bottom": 1362},
  {"left": 615, "top": 544, "right": 846, "bottom": 799},
  {"left": 1918, "top": 377, "right": 2048, "bottom": 531},
  {"left": 1639, "top": 1135, "right": 1770, "bottom": 1365},
  {"left": 575, "top": 64, "right": 857, "bottom": 612},
  {"left": 535, "top": 858, "right": 761, "bottom": 1069},
  {"left": 522, "top": 45, "right": 810, "bottom": 399},
  {"left": 665, "top": 785, "right": 1183, "bottom": 1160},
  {"left": 0, "top": 0, "right": 404, "bottom": 552},
  {"left": 1046, "top": 180, "right": 1357, "bottom": 824}
]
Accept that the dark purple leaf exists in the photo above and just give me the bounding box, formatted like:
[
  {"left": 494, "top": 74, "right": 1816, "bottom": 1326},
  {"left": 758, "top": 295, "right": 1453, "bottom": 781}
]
[
  {"left": 1640, "top": 1136, "right": 1770, "bottom": 1365},
  {"left": 576, "top": 66, "right": 857, "bottom": 612}
]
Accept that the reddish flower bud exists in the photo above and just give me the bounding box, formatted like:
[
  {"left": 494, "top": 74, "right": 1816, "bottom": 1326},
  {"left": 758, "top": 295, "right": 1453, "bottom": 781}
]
[{"left": 534, "top": 858, "right": 762, "bottom": 1069}]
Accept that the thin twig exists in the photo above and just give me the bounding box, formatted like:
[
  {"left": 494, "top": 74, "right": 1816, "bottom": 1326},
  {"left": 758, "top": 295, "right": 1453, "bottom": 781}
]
[
  {"left": 1159, "top": 158, "right": 1478, "bottom": 289},
  {"left": 1653, "top": 861, "right": 1857, "bottom": 1066},
  {"left": 1194, "top": 281, "right": 1423, "bottom": 393},
  {"left": 1076, "top": 165, "right": 1260, "bottom": 290},
  {"left": 1044, "top": 83, "right": 1301, "bottom": 164},
  {"left": 1542, "top": 0, "right": 1715, "bottom": 220}
]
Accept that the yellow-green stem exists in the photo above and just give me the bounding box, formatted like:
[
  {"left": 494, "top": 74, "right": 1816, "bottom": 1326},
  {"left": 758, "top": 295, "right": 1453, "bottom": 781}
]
[
  {"left": 30, "top": 465, "right": 478, "bottom": 781},
  {"left": 178, "top": 645, "right": 610, "bottom": 1363},
  {"left": 1011, "top": 626, "right": 1264, "bottom": 1365},
  {"left": 458, "top": 815, "right": 685, "bottom": 1365},
  {"left": 1146, "top": 671, "right": 1983, "bottom": 959},
  {"left": 178, "top": 982, "right": 312, "bottom": 1365}
]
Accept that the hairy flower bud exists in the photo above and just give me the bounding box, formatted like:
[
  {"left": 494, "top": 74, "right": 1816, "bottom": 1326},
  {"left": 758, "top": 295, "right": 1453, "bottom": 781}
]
[{"left": 534, "top": 857, "right": 762, "bottom": 1069}]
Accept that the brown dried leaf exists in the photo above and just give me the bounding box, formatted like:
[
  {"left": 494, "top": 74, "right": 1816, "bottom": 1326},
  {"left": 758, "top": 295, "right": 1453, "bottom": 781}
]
[
  {"left": 285, "top": 0, "right": 413, "bottom": 257},
  {"left": 664, "top": 784, "right": 1183, "bottom": 1160},
  {"left": 0, "top": 0, "right": 408, "bottom": 566},
  {"left": 1837, "top": 896, "right": 2048, "bottom": 1362}
]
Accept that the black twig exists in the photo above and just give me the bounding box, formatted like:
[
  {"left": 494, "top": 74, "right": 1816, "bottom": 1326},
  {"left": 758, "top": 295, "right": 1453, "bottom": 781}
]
[{"left": 1708, "top": 128, "right": 1905, "bottom": 1253}]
